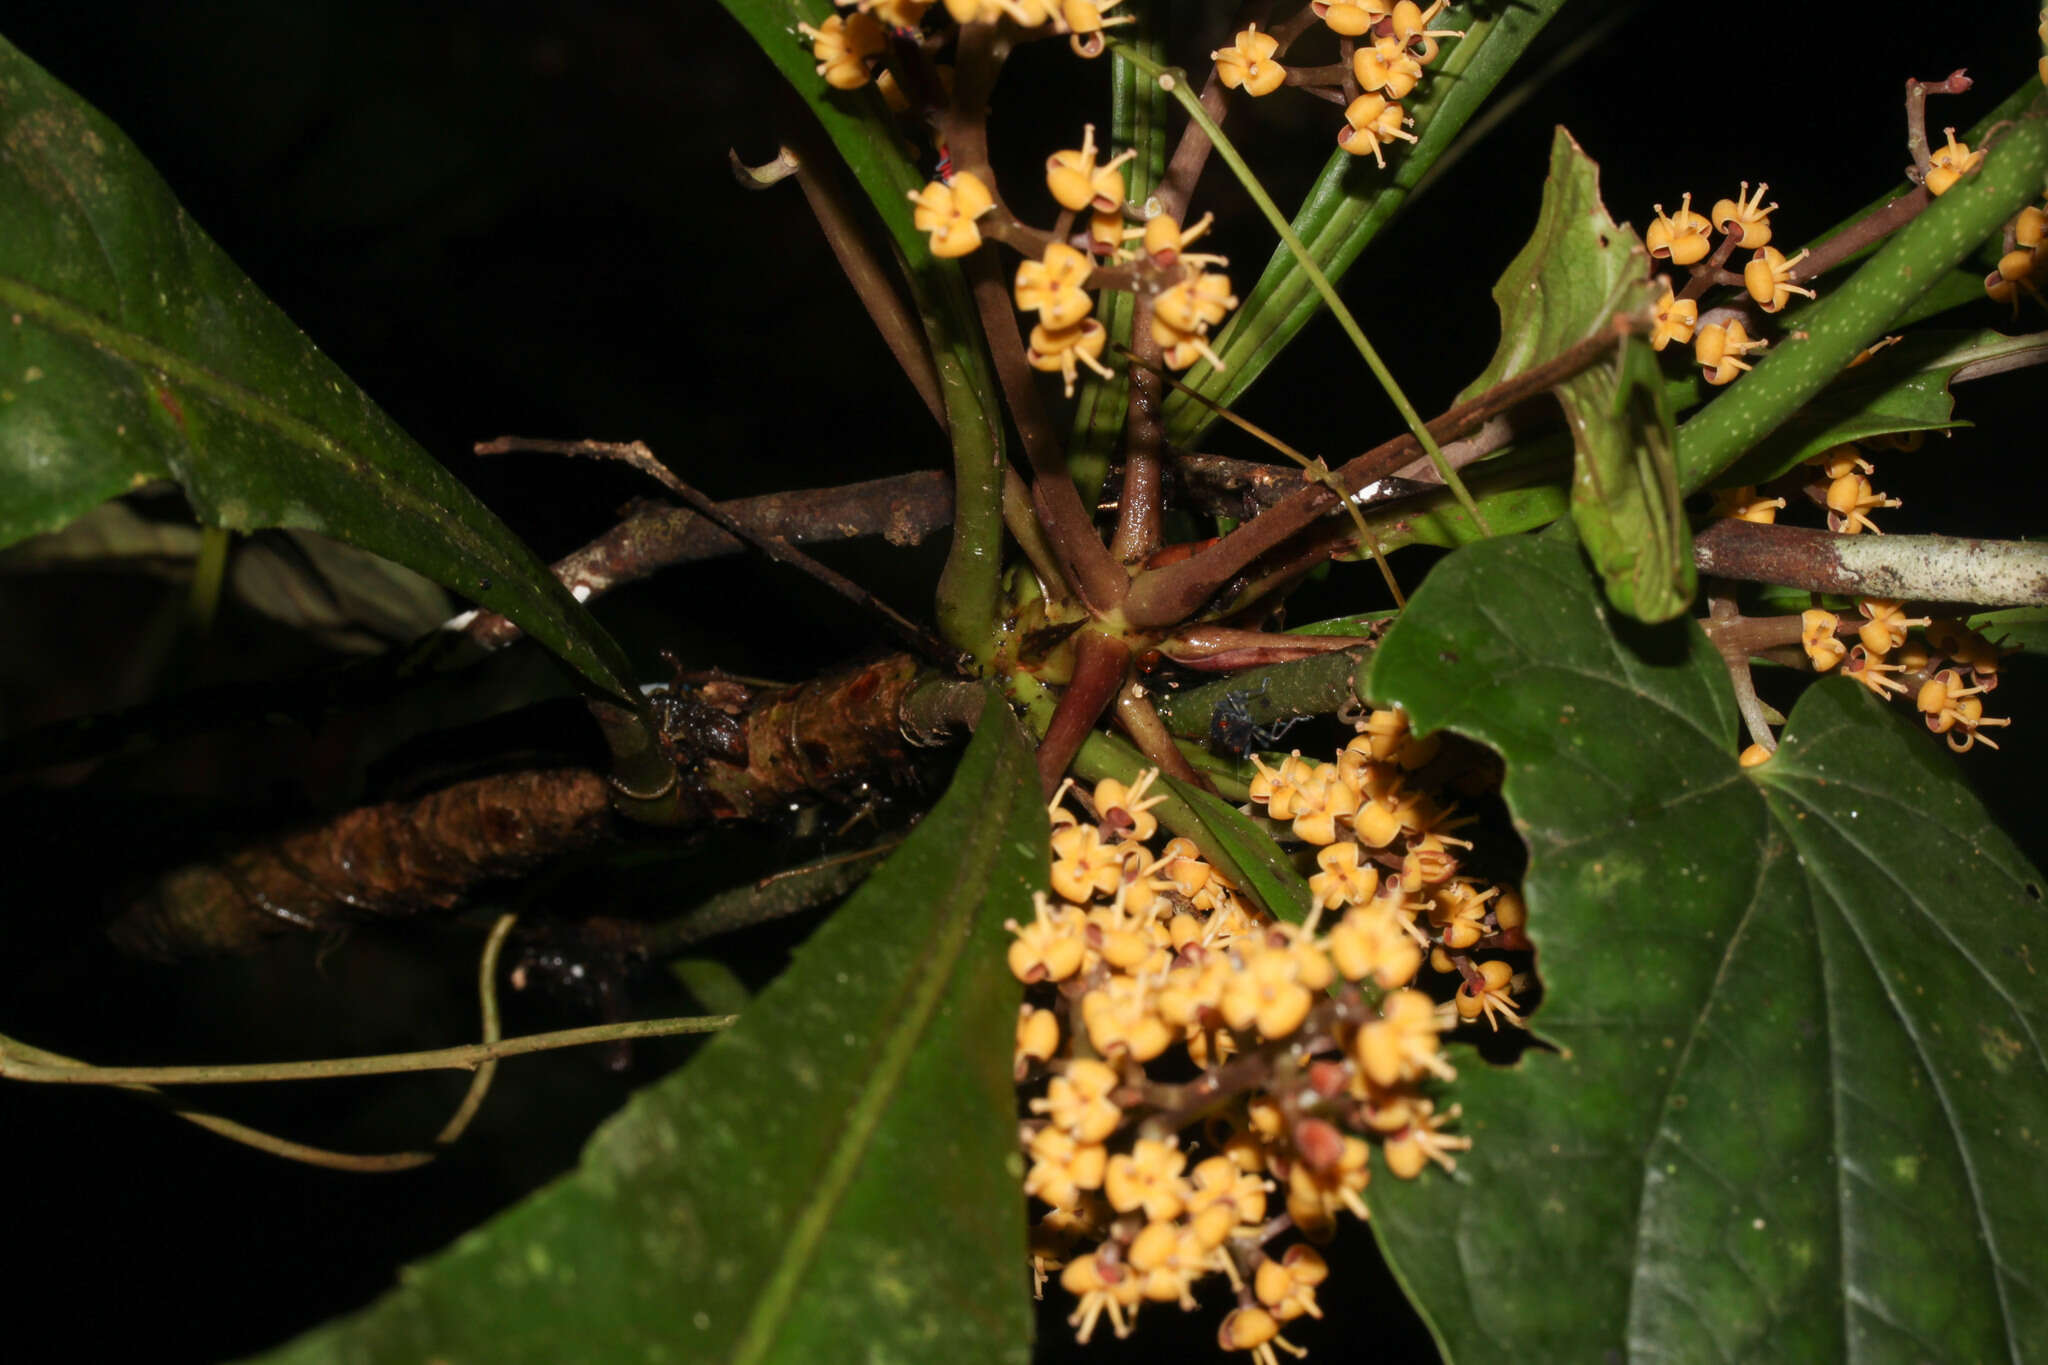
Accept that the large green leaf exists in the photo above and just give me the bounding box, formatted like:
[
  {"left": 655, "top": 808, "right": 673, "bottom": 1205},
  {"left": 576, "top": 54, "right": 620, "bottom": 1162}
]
[
  {"left": 1363, "top": 535, "right": 2048, "bottom": 1362},
  {"left": 254, "top": 691, "right": 1042, "bottom": 1365},
  {"left": 1164, "top": 0, "right": 1569, "bottom": 446},
  {"left": 0, "top": 36, "right": 637, "bottom": 699},
  {"left": 1715, "top": 328, "right": 2048, "bottom": 488}
]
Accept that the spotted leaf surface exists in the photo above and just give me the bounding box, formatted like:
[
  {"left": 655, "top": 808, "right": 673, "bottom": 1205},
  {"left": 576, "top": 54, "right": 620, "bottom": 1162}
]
[{"left": 1364, "top": 535, "right": 2047, "bottom": 1363}]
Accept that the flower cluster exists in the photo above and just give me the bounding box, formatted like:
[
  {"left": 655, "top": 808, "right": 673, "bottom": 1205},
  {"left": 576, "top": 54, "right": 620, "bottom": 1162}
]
[
  {"left": 1211, "top": 3, "right": 1465, "bottom": 169},
  {"left": 1986, "top": 192, "right": 2048, "bottom": 315},
  {"left": 805, "top": 0, "right": 1249, "bottom": 399},
  {"left": 1711, "top": 437, "right": 1906, "bottom": 538},
  {"left": 1011, "top": 710, "right": 1527, "bottom": 1355},
  {"left": 1776, "top": 596, "right": 2015, "bottom": 757},
  {"left": 1643, "top": 182, "right": 1821, "bottom": 388},
  {"left": 800, "top": 1, "right": 1134, "bottom": 87}
]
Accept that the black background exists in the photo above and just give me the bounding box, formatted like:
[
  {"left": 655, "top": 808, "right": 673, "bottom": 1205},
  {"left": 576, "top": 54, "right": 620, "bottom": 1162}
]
[{"left": 0, "top": 3, "right": 2040, "bottom": 1361}]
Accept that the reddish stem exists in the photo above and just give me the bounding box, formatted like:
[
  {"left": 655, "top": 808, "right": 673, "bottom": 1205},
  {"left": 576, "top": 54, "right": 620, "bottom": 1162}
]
[
  {"left": 1123, "top": 322, "right": 1632, "bottom": 626},
  {"left": 1113, "top": 681, "right": 1209, "bottom": 789},
  {"left": 965, "top": 255, "right": 1127, "bottom": 611},
  {"left": 1038, "top": 633, "right": 1132, "bottom": 795}
]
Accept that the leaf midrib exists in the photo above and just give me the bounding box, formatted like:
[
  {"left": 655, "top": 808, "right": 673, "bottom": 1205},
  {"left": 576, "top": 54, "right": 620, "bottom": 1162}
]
[
  {"left": 727, "top": 732, "right": 1027, "bottom": 1364},
  {"left": 0, "top": 272, "right": 501, "bottom": 558}
]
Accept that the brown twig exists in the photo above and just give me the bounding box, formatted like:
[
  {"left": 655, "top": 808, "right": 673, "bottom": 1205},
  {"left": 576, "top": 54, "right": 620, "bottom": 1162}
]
[
  {"left": 1676, "top": 226, "right": 1747, "bottom": 305},
  {"left": 1123, "top": 321, "right": 1633, "bottom": 626},
  {"left": 965, "top": 256, "right": 1128, "bottom": 611},
  {"left": 1905, "top": 69, "right": 1974, "bottom": 180},
  {"left": 1706, "top": 593, "right": 1780, "bottom": 753},
  {"left": 475, "top": 436, "right": 955, "bottom": 664},
  {"left": 459, "top": 473, "right": 953, "bottom": 649},
  {"left": 1111, "top": 294, "right": 1168, "bottom": 565},
  {"left": 731, "top": 142, "right": 944, "bottom": 427}
]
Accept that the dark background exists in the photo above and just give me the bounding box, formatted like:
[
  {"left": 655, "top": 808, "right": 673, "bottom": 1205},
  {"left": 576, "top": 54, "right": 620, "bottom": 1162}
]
[{"left": 0, "top": 3, "right": 2039, "bottom": 1361}]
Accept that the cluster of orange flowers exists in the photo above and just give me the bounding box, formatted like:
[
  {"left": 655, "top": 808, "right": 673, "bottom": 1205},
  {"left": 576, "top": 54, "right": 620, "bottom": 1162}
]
[
  {"left": 1010, "top": 708, "right": 1527, "bottom": 1358},
  {"left": 1212, "top": 2, "right": 1463, "bottom": 167},
  {"left": 1780, "top": 597, "right": 2015, "bottom": 758},
  {"left": 798, "top": 1, "right": 1134, "bottom": 89}
]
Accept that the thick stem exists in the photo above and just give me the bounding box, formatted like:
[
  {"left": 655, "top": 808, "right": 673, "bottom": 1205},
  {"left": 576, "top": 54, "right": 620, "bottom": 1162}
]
[
  {"left": 1693, "top": 520, "right": 2048, "bottom": 606},
  {"left": 966, "top": 255, "right": 1128, "bottom": 610},
  {"left": 1037, "top": 632, "right": 1132, "bottom": 795},
  {"left": 1111, "top": 294, "right": 1168, "bottom": 564},
  {"left": 1123, "top": 321, "right": 1629, "bottom": 626},
  {"left": 1113, "top": 680, "right": 1209, "bottom": 789}
]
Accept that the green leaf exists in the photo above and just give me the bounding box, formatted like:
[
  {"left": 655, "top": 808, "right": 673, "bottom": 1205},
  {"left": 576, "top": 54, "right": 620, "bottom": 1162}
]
[
  {"left": 1714, "top": 328, "right": 2048, "bottom": 488},
  {"left": 1968, "top": 605, "right": 2048, "bottom": 655},
  {"left": 0, "top": 35, "right": 638, "bottom": 700},
  {"left": 1675, "top": 102, "right": 2048, "bottom": 494},
  {"left": 1564, "top": 335, "right": 1692, "bottom": 622},
  {"left": 1163, "top": 0, "right": 1569, "bottom": 446},
  {"left": 254, "top": 691, "right": 1042, "bottom": 1365},
  {"left": 1450, "top": 126, "right": 1683, "bottom": 618},
  {"left": 1456, "top": 127, "right": 1658, "bottom": 402},
  {"left": 1161, "top": 774, "right": 1313, "bottom": 925},
  {"left": 1362, "top": 536, "right": 2048, "bottom": 1363}
]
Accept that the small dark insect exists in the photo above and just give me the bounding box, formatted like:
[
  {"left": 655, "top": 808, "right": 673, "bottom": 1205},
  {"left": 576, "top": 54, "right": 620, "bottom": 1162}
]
[{"left": 1209, "top": 679, "right": 1306, "bottom": 757}]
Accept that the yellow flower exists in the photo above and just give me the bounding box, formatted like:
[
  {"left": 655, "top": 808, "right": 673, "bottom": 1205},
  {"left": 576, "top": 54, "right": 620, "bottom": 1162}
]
[
  {"left": 1649, "top": 288, "right": 1698, "bottom": 351},
  {"left": 1925, "top": 127, "right": 1984, "bottom": 195},
  {"left": 1214, "top": 25, "right": 1286, "bottom": 97},
  {"left": 1015, "top": 242, "right": 1096, "bottom": 330},
  {"left": 1743, "top": 246, "right": 1815, "bottom": 313},
  {"left": 1710, "top": 180, "right": 1777, "bottom": 248},
  {"left": 796, "top": 12, "right": 885, "bottom": 90},
  {"left": 907, "top": 171, "right": 994, "bottom": 258},
  {"left": 1338, "top": 92, "right": 1417, "bottom": 167},
  {"left": 1046, "top": 123, "right": 1139, "bottom": 213},
  {"left": 1646, "top": 193, "right": 1713, "bottom": 266}
]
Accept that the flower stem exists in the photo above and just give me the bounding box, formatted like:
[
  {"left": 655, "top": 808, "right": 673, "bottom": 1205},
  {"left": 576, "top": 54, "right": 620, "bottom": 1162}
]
[{"left": 1112, "top": 41, "right": 1491, "bottom": 535}]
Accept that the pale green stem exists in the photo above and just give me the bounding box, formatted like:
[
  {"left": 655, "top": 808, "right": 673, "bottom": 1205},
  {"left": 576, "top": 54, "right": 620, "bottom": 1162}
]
[
  {"left": 1110, "top": 41, "right": 1491, "bottom": 535},
  {"left": 0, "top": 1013, "right": 734, "bottom": 1087},
  {"left": 186, "top": 525, "right": 230, "bottom": 633},
  {"left": 434, "top": 911, "right": 516, "bottom": 1144}
]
